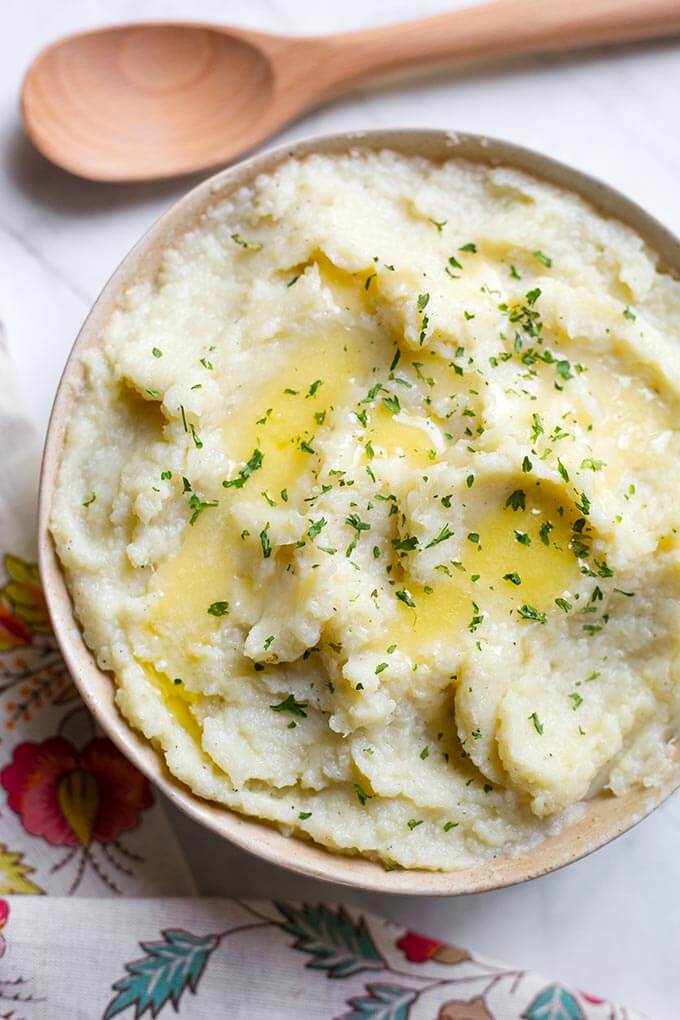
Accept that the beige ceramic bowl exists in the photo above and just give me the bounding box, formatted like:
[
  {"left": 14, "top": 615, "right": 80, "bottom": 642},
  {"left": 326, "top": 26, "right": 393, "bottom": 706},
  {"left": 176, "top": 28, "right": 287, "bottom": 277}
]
[{"left": 38, "top": 130, "right": 680, "bottom": 894}]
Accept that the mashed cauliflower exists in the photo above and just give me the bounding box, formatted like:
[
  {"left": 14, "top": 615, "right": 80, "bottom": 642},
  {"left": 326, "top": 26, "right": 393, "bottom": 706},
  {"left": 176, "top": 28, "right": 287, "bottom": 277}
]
[{"left": 51, "top": 151, "right": 680, "bottom": 870}]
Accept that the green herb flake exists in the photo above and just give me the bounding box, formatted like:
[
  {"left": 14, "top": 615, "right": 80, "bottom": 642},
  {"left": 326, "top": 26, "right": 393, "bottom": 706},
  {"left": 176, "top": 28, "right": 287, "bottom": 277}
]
[
  {"left": 533, "top": 250, "right": 552, "bottom": 268},
  {"left": 231, "top": 233, "right": 262, "bottom": 251},
  {"left": 407, "top": 819, "right": 424, "bottom": 830},
  {"left": 354, "top": 783, "right": 371, "bottom": 806},
  {"left": 188, "top": 494, "right": 218, "bottom": 526},
  {"left": 271, "top": 694, "right": 307, "bottom": 717},
  {"left": 503, "top": 572, "right": 522, "bottom": 586},
  {"left": 459, "top": 242, "right": 477, "bottom": 253},
  {"left": 375, "top": 662, "right": 389, "bottom": 675},
  {"left": 529, "top": 711, "right": 544, "bottom": 734},
  {"left": 395, "top": 589, "right": 416, "bottom": 608},
  {"left": 623, "top": 306, "right": 636, "bottom": 321},
  {"left": 82, "top": 493, "right": 96, "bottom": 508},
  {"left": 382, "top": 394, "right": 401, "bottom": 415},
  {"left": 259, "top": 522, "right": 272, "bottom": 559},
  {"left": 569, "top": 692, "right": 583, "bottom": 709},
  {"left": 298, "top": 811, "right": 312, "bottom": 820},
  {"left": 160, "top": 470, "right": 172, "bottom": 481},
  {"left": 223, "top": 448, "right": 264, "bottom": 489},
  {"left": 443, "top": 821, "right": 458, "bottom": 831},
  {"left": 152, "top": 347, "right": 162, "bottom": 359},
  {"left": 207, "top": 601, "right": 229, "bottom": 617},
  {"left": 505, "top": 489, "right": 526, "bottom": 512},
  {"left": 307, "top": 517, "right": 327, "bottom": 540},
  {"left": 425, "top": 524, "right": 454, "bottom": 549},
  {"left": 555, "top": 597, "right": 572, "bottom": 613},
  {"left": 518, "top": 604, "right": 546, "bottom": 623}
]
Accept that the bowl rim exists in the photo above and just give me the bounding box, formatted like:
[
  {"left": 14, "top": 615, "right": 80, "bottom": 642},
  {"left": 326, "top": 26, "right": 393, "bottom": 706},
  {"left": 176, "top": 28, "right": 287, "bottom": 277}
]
[{"left": 38, "top": 127, "right": 680, "bottom": 895}]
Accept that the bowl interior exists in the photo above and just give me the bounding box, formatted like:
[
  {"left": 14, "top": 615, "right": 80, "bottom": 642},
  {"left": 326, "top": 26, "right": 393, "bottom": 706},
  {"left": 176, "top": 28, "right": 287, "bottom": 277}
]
[{"left": 38, "top": 129, "right": 680, "bottom": 895}]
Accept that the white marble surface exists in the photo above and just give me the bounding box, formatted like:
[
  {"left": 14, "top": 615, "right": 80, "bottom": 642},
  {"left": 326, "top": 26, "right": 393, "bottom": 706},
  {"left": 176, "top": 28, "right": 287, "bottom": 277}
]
[{"left": 3, "top": 2, "right": 680, "bottom": 1015}]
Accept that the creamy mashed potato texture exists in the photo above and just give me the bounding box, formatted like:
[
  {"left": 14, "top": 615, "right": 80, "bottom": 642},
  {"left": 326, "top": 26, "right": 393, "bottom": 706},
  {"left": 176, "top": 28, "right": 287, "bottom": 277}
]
[{"left": 51, "top": 151, "right": 680, "bottom": 870}]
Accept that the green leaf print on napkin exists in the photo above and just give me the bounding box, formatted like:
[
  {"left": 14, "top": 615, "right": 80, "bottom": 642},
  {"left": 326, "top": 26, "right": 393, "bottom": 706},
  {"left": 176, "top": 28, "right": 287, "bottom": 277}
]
[
  {"left": 276, "top": 901, "right": 386, "bottom": 978},
  {"left": 103, "top": 929, "right": 219, "bottom": 1019},
  {"left": 340, "top": 983, "right": 418, "bottom": 1020},
  {"left": 522, "top": 984, "right": 586, "bottom": 1020}
]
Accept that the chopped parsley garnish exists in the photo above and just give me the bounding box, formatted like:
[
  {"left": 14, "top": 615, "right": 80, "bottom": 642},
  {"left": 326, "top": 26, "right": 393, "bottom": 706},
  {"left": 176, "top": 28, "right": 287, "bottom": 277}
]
[
  {"left": 503, "top": 572, "right": 522, "bottom": 586},
  {"left": 189, "top": 424, "right": 202, "bottom": 449},
  {"left": 382, "top": 394, "right": 401, "bottom": 415},
  {"left": 518, "top": 604, "right": 546, "bottom": 623},
  {"left": 160, "top": 470, "right": 172, "bottom": 481},
  {"left": 539, "top": 521, "right": 553, "bottom": 546},
  {"left": 146, "top": 389, "right": 161, "bottom": 399},
  {"left": 298, "top": 811, "right": 312, "bottom": 820},
  {"left": 467, "top": 532, "right": 480, "bottom": 544},
  {"left": 557, "top": 459, "right": 569, "bottom": 482},
  {"left": 152, "top": 347, "right": 162, "bottom": 358},
  {"left": 417, "top": 292, "right": 430, "bottom": 311},
  {"left": 306, "top": 379, "right": 323, "bottom": 398},
  {"left": 207, "top": 601, "right": 229, "bottom": 616},
  {"left": 581, "top": 458, "right": 605, "bottom": 471},
  {"left": 407, "top": 819, "right": 424, "bottom": 830},
  {"left": 420, "top": 747, "right": 429, "bottom": 760},
  {"left": 505, "top": 489, "right": 526, "bottom": 512},
  {"left": 569, "top": 692, "right": 583, "bottom": 709},
  {"left": 82, "top": 493, "right": 96, "bottom": 507},
  {"left": 428, "top": 217, "right": 447, "bottom": 232},
  {"left": 528, "top": 711, "right": 544, "bottom": 734},
  {"left": 425, "top": 524, "right": 454, "bottom": 549},
  {"left": 307, "top": 517, "right": 327, "bottom": 540},
  {"left": 231, "top": 233, "right": 262, "bottom": 251},
  {"left": 531, "top": 413, "right": 544, "bottom": 442},
  {"left": 188, "top": 494, "right": 218, "bottom": 525},
  {"left": 263, "top": 635, "right": 275, "bottom": 651},
  {"left": 459, "top": 242, "right": 477, "bottom": 253},
  {"left": 532, "top": 250, "right": 552, "bottom": 268},
  {"left": 354, "top": 783, "right": 371, "bottom": 806},
  {"left": 375, "top": 662, "right": 389, "bottom": 674},
  {"left": 623, "top": 306, "right": 636, "bottom": 320},
  {"left": 271, "top": 694, "right": 307, "bottom": 717},
  {"left": 223, "top": 448, "right": 263, "bottom": 489},
  {"left": 555, "top": 597, "right": 572, "bottom": 612},
  {"left": 287, "top": 275, "right": 300, "bottom": 288},
  {"left": 259, "top": 522, "right": 272, "bottom": 558},
  {"left": 200, "top": 357, "right": 213, "bottom": 370},
  {"left": 522, "top": 456, "right": 532, "bottom": 473},
  {"left": 392, "top": 536, "right": 419, "bottom": 552},
  {"left": 443, "top": 821, "right": 458, "bottom": 831},
  {"left": 468, "top": 602, "right": 483, "bottom": 632},
  {"left": 395, "top": 589, "right": 416, "bottom": 608},
  {"left": 514, "top": 530, "right": 531, "bottom": 546}
]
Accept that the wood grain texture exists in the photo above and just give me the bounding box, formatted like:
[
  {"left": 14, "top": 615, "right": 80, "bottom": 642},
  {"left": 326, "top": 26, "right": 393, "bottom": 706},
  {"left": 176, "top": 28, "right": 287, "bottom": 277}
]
[
  {"left": 21, "top": 0, "right": 680, "bottom": 182},
  {"left": 38, "top": 129, "right": 680, "bottom": 896}
]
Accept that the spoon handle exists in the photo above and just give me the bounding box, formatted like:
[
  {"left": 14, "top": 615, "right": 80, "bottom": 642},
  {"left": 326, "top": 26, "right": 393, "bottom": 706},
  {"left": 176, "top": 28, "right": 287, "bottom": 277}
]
[{"left": 318, "top": 0, "right": 680, "bottom": 91}]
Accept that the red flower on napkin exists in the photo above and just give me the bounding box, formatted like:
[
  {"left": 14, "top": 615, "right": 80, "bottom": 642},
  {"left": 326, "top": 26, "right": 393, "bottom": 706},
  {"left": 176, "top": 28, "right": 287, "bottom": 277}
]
[
  {"left": 1, "top": 736, "right": 153, "bottom": 847},
  {"left": 0, "top": 599, "right": 32, "bottom": 651},
  {"left": 397, "top": 930, "right": 469, "bottom": 965}
]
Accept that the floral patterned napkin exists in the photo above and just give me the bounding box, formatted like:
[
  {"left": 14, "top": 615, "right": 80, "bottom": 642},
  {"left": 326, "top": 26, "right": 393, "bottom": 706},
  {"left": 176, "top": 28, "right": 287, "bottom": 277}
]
[{"left": 0, "top": 338, "right": 648, "bottom": 1017}]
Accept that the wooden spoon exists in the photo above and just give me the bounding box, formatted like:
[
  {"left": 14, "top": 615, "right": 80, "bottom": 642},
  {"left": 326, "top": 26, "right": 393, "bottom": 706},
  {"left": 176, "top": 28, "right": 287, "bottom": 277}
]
[{"left": 22, "top": 0, "right": 680, "bottom": 183}]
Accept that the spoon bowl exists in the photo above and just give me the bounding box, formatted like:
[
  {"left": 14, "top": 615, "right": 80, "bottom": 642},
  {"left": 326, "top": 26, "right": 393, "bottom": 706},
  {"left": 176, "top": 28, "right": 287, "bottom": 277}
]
[
  {"left": 22, "top": 0, "right": 680, "bottom": 182},
  {"left": 22, "top": 25, "right": 278, "bottom": 181}
]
